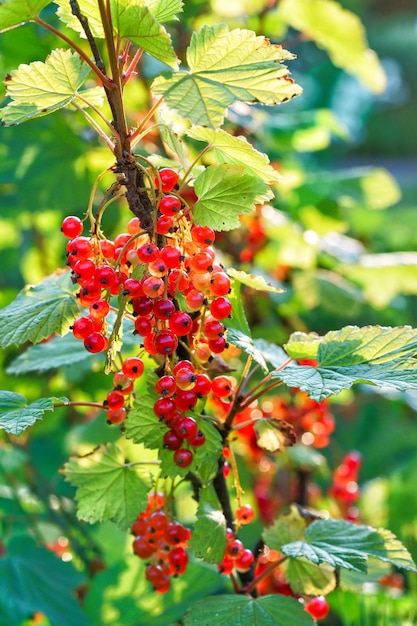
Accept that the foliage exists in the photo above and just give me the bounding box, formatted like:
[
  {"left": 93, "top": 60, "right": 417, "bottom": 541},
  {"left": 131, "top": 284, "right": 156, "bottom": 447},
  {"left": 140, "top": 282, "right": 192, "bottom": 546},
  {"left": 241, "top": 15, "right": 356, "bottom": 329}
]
[{"left": 0, "top": 1, "right": 416, "bottom": 625}]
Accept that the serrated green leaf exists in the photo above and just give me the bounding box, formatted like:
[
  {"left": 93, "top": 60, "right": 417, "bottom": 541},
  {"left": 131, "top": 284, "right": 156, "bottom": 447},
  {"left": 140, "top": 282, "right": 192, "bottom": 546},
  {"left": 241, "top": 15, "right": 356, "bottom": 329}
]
[
  {"left": 0, "top": 0, "right": 50, "bottom": 32},
  {"left": 277, "top": 519, "right": 417, "bottom": 574},
  {"left": 112, "top": 1, "right": 179, "bottom": 69},
  {"left": 0, "top": 535, "right": 88, "bottom": 626},
  {"left": 0, "top": 272, "right": 79, "bottom": 348},
  {"left": 63, "top": 443, "right": 151, "bottom": 530},
  {"left": 279, "top": 0, "right": 386, "bottom": 94},
  {"left": 125, "top": 388, "right": 166, "bottom": 449},
  {"left": 184, "top": 594, "right": 315, "bottom": 626},
  {"left": 227, "top": 268, "right": 284, "bottom": 293},
  {"left": 1, "top": 49, "right": 91, "bottom": 126},
  {"left": 145, "top": 0, "right": 183, "bottom": 22},
  {"left": 6, "top": 333, "right": 94, "bottom": 374},
  {"left": 0, "top": 391, "right": 68, "bottom": 435},
  {"left": 226, "top": 328, "right": 268, "bottom": 373},
  {"left": 224, "top": 279, "right": 250, "bottom": 335},
  {"left": 193, "top": 164, "right": 267, "bottom": 231},
  {"left": 285, "top": 558, "right": 336, "bottom": 596},
  {"left": 152, "top": 23, "right": 302, "bottom": 128},
  {"left": 253, "top": 339, "right": 291, "bottom": 370},
  {"left": 187, "top": 126, "right": 281, "bottom": 201},
  {"left": 263, "top": 505, "right": 308, "bottom": 548},
  {"left": 188, "top": 497, "right": 227, "bottom": 563},
  {"left": 273, "top": 326, "right": 417, "bottom": 402}
]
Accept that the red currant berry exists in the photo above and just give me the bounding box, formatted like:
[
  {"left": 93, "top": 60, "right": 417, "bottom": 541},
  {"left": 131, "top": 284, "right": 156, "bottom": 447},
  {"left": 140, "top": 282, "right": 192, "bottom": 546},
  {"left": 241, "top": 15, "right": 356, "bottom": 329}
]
[
  {"left": 142, "top": 276, "right": 165, "bottom": 299},
  {"left": 159, "top": 194, "right": 181, "bottom": 216},
  {"left": 194, "top": 374, "right": 212, "bottom": 397},
  {"left": 133, "top": 536, "right": 155, "bottom": 559},
  {"left": 208, "top": 336, "right": 228, "bottom": 353},
  {"left": 137, "top": 242, "right": 160, "bottom": 263},
  {"left": 148, "top": 511, "right": 168, "bottom": 535},
  {"left": 226, "top": 539, "right": 245, "bottom": 559},
  {"left": 106, "top": 407, "right": 127, "bottom": 424},
  {"left": 155, "top": 375, "right": 176, "bottom": 397},
  {"left": 188, "top": 430, "right": 206, "bottom": 448},
  {"left": 123, "top": 279, "right": 143, "bottom": 298},
  {"left": 173, "top": 448, "right": 193, "bottom": 468},
  {"left": 176, "top": 416, "right": 198, "bottom": 440},
  {"left": 89, "top": 299, "right": 110, "bottom": 320},
  {"left": 154, "top": 397, "right": 177, "bottom": 421},
  {"left": 73, "top": 259, "right": 96, "bottom": 282},
  {"left": 153, "top": 298, "right": 175, "bottom": 320},
  {"left": 122, "top": 357, "right": 144, "bottom": 378},
  {"left": 234, "top": 548, "right": 254, "bottom": 572},
  {"left": 84, "top": 332, "right": 108, "bottom": 353},
  {"left": 304, "top": 596, "right": 329, "bottom": 621},
  {"left": 169, "top": 311, "right": 193, "bottom": 336},
  {"left": 163, "top": 429, "right": 183, "bottom": 451},
  {"left": 210, "top": 296, "right": 232, "bottom": 320},
  {"left": 147, "top": 491, "right": 165, "bottom": 511},
  {"left": 210, "top": 272, "right": 231, "bottom": 296},
  {"left": 211, "top": 376, "right": 234, "bottom": 398},
  {"left": 155, "top": 168, "right": 179, "bottom": 193},
  {"left": 185, "top": 289, "right": 205, "bottom": 311},
  {"left": 156, "top": 215, "right": 175, "bottom": 235},
  {"left": 106, "top": 390, "right": 125, "bottom": 410},
  {"left": 66, "top": 236, "right": 93, "bottom": 260},
  {"left": 174, "top": 367, "right": 197, "bottom": 391},
  {"left": 236, "top": 504, "right": 254, "bottom": 525},
  {"left": 99, "top": 239, "right": 116, "bottom": 259},
  {"left": 159, "top": 245, "right": 182, "bottom": 269},
  {"left": 154, "top": 330, "right": 178, "bottom": 355},
  {"left": 218, "top": 554, "right": 234, "bottom": 575},
  {"left": 95, "top": 264, "right": 116, "bottom": 288},
  {"left": 72, "top": 316, "right": 95, "bottom": 340},
  {"left": 191, "top": 225, "right": 215, "bottom": 248},
  {"left": 61, "top": 215, "right": 83, "bottom": 238},
  {"left": 174, "top": 389, "right": 198, "bottom": 412},
  {"left": 164, "top": 522, "right": 191, "bottom": 545},
  {"left": 132, "top": 296, "right": 153, "bottom": 316},
  {"left": 134, "top": 316, "right": 153, "bottom": 336},
  {"left": 169, "top": 546, "right": 188, "bottom": 575}
]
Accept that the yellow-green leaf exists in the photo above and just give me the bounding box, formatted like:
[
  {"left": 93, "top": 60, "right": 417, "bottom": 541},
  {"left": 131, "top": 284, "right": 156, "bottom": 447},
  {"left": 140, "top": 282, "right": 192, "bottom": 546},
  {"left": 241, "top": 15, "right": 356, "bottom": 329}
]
[
  {"left": 0, "top": 0, "right": 50, "bottom": 32},
  {"left": 279, "top": 0, "right": 386, "bottom": 93},
  {"left": 153, "top": 23, "right": 302, "bottom": 128},
  {"left": 227, "top": 268, "right": 284, "bottom": 293},
  {"left": 1, "top": 49, "right": 91, "bottom": 126}
]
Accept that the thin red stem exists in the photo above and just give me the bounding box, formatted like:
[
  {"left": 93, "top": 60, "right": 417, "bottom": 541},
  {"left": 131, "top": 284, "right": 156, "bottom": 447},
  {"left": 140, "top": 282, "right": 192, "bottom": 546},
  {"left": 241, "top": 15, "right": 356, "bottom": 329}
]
[{"left": 242, "top": 556, "right": 288, "bottom": 595}]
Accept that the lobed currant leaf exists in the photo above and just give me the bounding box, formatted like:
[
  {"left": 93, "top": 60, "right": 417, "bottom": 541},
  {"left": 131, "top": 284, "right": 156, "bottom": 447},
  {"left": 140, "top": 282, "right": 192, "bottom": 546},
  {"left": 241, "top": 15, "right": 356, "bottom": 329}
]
[
  {"left": 152, "top": 23, "right": 302, "bottom": 128},
  {"left": 227, "top": 268, "right": 284, "bottom": 294},
  {"left": 63, "top": 443, "right": 151, "bottom": 530},
  {"left": 273, "top": 325, "right": 417, "bottom": 401},
  {"left": 0, "top": 391, "right": 69, "bottom": 435},
  {"left": 0, "top": 0, "right": 50, "bottom": 32},
  {"left": 187, "top": 127, "right": 281, "bottom": 202},
  {"left": 279, "top": 0, "right": 386, "bottom": 93},
  {"left": 266, "top": 517, "right": 417, "bottom": 574},
  {"left": 1, "top": 49, "right": 92, "bottom": 126},
  {"left": 193, "top": 164, "right": 267, "bottom": 232},
  {"left": 226, "top": 328, "right": 269, "bottom": 373},
  {"left": 0, "top": 272, "right": 79, "bottom": 348},
  {"left": 184, "top": 594, "right": 315, "bottom": 626},
  {"left": 188, "top": 489, "right": 227, "bottom": 564},
  {"left": 285, "top": 559, "right": 337, "bottom": 597}
]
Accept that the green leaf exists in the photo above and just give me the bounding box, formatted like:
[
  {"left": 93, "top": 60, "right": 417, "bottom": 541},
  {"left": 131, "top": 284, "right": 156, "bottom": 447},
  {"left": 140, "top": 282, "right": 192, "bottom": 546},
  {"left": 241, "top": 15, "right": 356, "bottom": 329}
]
[
  {"left": 152, "top": 23, "right": 302, "bottom": 128},
  {"left": 0, "top": 272, "right": 79, "bottom": 348},
  {"left": 1, "top": 49, "right": 91, "bottom": 126},
  {"left": 125, "top": 386, "right": 166, "bottom": 449},
  {"left": 279, "top": 0, "right": 386, "bottom": 94},
  {"left": 226, "top": 328, "right": 268, "bottom": 373},
  {"left": 0, "top": 535, "right": 88, "bottom": 626},
  {"left": 187, "top": 126, "right": 281, "bottom": 201},
  {"left": 227, "top": 268, "right": 284, "bottom": 293},
  {"left": 0, "top": 391, "right": 68, "bottom": 435},
  {"left": 0, "top": 0, "right": 50, "bottom": 32},
  {"left": 225, "top": 279, "right": 250, "bottom": 335},
  {"left": 253, "top": 339, "right": 291, "bottom": 370},
  {"left": 262, "top": 505, "right": 308, "bottom": 548},
  {"left": 188, "top": 492, "right": 227, "bottom": 563},
  {"left": 273, "top": 326, "right": 417, "bottom": 402},
  {"left": 63, "top": 443, "right": 151, "bottom": 530},
  {"left": 112, "top": 1, "right": 179, "bottom": 69},
  {"left": 184, "top": 594, "right": 315, "bottom": 626},
  {"left": 145, "top": 0, "right": 183, "bottom": 22},
  {"left": 285, "top": 559, "right": 336, "bottom": 597},
  {"left": 276, "top": 519, "right": 417, "bottom": 574},
  {"left": 6, "top": 333, "right": 94, "bottom": 374},
  {"left": 193, "top": 164, "right": 267, "bottom": 231}
]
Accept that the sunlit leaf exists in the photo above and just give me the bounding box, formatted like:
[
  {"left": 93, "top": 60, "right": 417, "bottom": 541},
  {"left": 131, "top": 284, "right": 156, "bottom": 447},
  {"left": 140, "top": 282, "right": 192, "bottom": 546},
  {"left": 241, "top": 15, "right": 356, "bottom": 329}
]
[
  {"left": 279, "top": 0, "right": 386, "bottom": 93},
  {"left": 153, "top": 23, "right": 302, "bottom": 127},
  {"left": 185, "top": 594, "right": 315, "bottom": 626},
  {"left": 63, "top": 443, "right": 151, "bottom": 530},
  {"left": 1, "top": 49, "right": 92, "bottom": 126},
  {"left": 227, "top": 268, "right": 284, "bottom": 293},
  {"left": 226, "top": 328, "right": 268, "bottom": 373},
  {"left": 285, "top": 559, "right": 337, "bottom": 596},
  {"left": 0, "top": 272, "right": 79, "bottom": 348},
  {"left": 188, "top": 496, "right": 227, "bottom": 563},
  {"left": 273, "top": 326, "right": 417, "bottom": 401},
  {"left": 254, "top": 419, "right": 296, "bottom": 452},
  {"left": 0, "top": 0, "right": 50, "bottom": 32},
  {"left": 193, "top": 164, "right": 268, "bottom": 231},
  {"left": 0, "top": 391, "right": 68, "bottom": 435},
  {"left": 187, "top": 126, "right": 281, "bottom": 201}
]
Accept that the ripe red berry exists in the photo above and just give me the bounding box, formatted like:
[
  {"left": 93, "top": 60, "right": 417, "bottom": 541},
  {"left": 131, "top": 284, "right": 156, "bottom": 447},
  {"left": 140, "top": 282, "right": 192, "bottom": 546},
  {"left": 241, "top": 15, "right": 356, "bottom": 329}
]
[
  {"left": 194, "top": 374, "right": 212, "bottom": 397},
  {"left": 210, "top": 296, "right": 232, "bottom": 320},
  {"left": 61, "top": 215, "right": 83, "bottom": 238},
  {"left": 89, "top": 299, "right": 110, "bottom": 320},
  {"left": 218, "top": 554, "right": 234, "bottom": 575},
  {"left": 156, "top": 215, "right": 175, "bottom": 235},
  {"left": 155, "top": 168, "right": 179, "bottom": 193},
  {"left": 155, "top": 375, "right": 176, "bottom": 397},
  {"left": 169, "top": 311, "right": 193, "bottom": 335},
  {"left": 66, "top": 236, "right": 93, "bottom": 260},
  {"left": 226, "top": 539, "right": 245, "bottom": 559},
  {"left": 304, "top": 596, "right": 329, "bottom": 621},
  {"left": 159, "top": 245, "right": 182, "bottom": 269},
  {"left": 168, "top": 546, "right": 188, "bottom": 575},
  {"left": 134, "top": 316, "right": 153, "bottom": 336},
  {"left": 72, "top": 316, "right": 95, "bottom": 340},
  {"left": 176, "top": 416, "right": 198, "bottom": 440},
  {"left": 84, "top": 331, "right": 108, "bottom": 353},
  {"left": 154, "top": 330, "right": 178, "bottom": 355},
  {"left": 106, "top": 407, "right": 127, "bottom": 424},
  {"left": 154, "top": 397, "right": 176, "bottom": 421},
  {"left": 164, "top": 522, "right": 191, "bottom": 545},
  {"left": 106, "top": 390, "right": 125, "bottom": 410},
  {"left": 122, "top": 357, "right": 144, "bottom": 378},
  {"left": 159, "top": 194, "right": 181, "bottom": 216},
  {"left": 188, "top": 430, "right": 206, "bottom": 448},
  {"left": 234, "top": 548, "right": 255, "bottom": 572},
  {"left": 153, "top": 298, "right": 175, "bottom": 320},
  {"left": 123, "top": 278, "right": 143, "bottom": 297},
  {"left": 95, "top": 264, "right": 116, "bottom": 288},
  {"left": 236, "top": 504, "right": 254, "bottom": 525},
  {"left": 131, "top": 296, "right": 153, "bottom": 317},
  {"left": 137, "top": 242, "right": 160, "bottom": 263},
  {"left": 173, "top": 448, "right": 193, "bottom": 468},
  {"left": 191, "top": 225, "right": 215, "bottom": 248},
  {"left": 163, "top": 429, "right": 183, "bottom": 450},
  {"left": 211, "top": 376, "right": 234, "bottom": 398},
  {"left": 142, "top": 275, "right": 165, "bottom": 299},
  {"left": 133, "top": 536, "right": 155, "bottom": 559}
]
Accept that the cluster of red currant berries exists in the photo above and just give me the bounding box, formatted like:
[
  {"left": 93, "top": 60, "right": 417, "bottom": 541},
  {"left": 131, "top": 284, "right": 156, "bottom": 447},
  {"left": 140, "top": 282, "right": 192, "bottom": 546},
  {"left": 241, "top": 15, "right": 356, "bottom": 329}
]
[
  {"left": 329, "top": 450, "right": 362, "bottom": 520},
  {"left": 63, "top": 167, "right": 232, "bottom": 363},
  {"left": 131, "top": 492, "right": 191, "bottom": 593},
  {"left": 218, "top": 505, "right": 255, "bottom": 575},
  {"left": 104, "top": 357, "right": 144, "bottom": 424}
]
